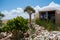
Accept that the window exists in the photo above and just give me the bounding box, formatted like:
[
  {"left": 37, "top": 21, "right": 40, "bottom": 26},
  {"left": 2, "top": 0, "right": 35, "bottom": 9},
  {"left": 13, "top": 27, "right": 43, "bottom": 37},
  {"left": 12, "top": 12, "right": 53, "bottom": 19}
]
[
  {"left": 40, "top": 12, "right": 48, "bottom": 20},
  {"left": 40, "top": 11, "right": 55, "bottom": 23}
]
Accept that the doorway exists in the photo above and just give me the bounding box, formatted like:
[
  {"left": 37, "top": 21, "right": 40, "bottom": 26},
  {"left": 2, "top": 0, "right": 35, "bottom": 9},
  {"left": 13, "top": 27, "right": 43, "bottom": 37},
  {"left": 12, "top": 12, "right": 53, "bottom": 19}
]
[{"left": 48, "top": 11, "right": 55, "bottom": 23}]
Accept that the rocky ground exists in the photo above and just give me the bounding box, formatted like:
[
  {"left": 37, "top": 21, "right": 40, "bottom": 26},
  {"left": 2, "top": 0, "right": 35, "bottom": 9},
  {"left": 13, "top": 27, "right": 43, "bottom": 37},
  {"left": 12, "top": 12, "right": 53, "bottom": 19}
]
[
  {"left": 25, "top": 23, "right": 60, "bottom": 40},
  {"left": 0, "top": 23, "right": 60, "bottom": 40}
]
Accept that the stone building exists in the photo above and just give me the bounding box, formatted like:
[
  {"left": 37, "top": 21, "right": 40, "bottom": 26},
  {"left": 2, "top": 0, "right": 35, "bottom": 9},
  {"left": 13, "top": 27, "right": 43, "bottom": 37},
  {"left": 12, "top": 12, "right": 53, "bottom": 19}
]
[
  {"left": 35, "top": 10, "right": 60, "bottom": 24},
  {"left": 34, "top": 2, "right": 60, "bottom": 24}
]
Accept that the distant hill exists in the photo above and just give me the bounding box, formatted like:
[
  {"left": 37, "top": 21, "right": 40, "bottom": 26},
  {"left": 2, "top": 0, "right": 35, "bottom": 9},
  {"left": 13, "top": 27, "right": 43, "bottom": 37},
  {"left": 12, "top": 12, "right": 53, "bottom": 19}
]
[{"left": 2, "top": 20, "right": 8, "bottom": 24}]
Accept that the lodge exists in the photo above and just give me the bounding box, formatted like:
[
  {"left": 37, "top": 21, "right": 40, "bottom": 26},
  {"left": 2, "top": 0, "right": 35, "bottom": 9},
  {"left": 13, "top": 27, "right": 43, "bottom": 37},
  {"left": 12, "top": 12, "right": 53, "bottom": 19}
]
[{"left": 34, "top": 7, "right": 60, "bottom": 24}]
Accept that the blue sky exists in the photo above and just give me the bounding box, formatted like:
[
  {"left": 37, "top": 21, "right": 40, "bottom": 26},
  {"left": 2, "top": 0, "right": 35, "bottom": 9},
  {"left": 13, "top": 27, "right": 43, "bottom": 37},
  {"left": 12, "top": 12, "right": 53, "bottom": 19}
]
[
  {"left": 0, "top": 0, "right": 60, "bottom": 20},
  {"left": 0, "top": 0, "right": 60, "bottom": 11}
]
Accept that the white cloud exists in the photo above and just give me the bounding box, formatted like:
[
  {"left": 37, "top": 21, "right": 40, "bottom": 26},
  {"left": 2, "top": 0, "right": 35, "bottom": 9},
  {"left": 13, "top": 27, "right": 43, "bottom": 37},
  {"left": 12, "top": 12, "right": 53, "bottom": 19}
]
[
  {"left": 49, "top": 1, "right": 60, "bottom": 7},
  {"left": 34, "top": 5, "right": 41, "bottom": 13},
  {"left": 2, "top": 8, "right": 29, "bottom": 20},
  {"left": 1, "top": 10, "right": 9, "bottom": 15},
  {"left": 10, "top": 8, "right": 23, "bottom": 14},
  {"left": 40, "top": 1, "right": 60, "bottom": 11},
  {"left": 2, "top": 1, "right": 60, "bottom": 20},
  {"left": 34, "top": 1, "right": 60, "bottom": 12},
  {"left": 2, "top": 8, "right": 34, "bottom": 20}
]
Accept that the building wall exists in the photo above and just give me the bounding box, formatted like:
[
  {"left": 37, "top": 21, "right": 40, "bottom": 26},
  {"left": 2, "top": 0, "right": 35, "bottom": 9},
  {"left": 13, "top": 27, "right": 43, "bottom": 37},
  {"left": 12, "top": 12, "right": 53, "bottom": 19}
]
[
  {"left": 34, "top": 10, "right": 60, "bottom": 24},
  {"left": 55, "top": 10, "right": 60, "bottom": 24},
  {"left": 34, "top": 13, "right": 39, "bottom": 20}
]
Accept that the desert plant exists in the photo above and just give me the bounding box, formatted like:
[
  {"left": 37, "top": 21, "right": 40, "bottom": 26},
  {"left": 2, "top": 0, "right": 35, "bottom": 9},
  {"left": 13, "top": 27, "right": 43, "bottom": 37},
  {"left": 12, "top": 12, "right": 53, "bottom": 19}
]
[
  {"left": 24, "top": 6, "right": 35, "bottom": 27},
  {"left": 3, "top": 16, "right": 29, "bottom": 32},
  {"left": 0, "top": 12, "right": 4, "bottom": 27},
  {"left": 35, "top": 19, "right": 60, "bottom": 31},
  {"left": 2, "top": 16, "right": 29, "bottom": 40}
]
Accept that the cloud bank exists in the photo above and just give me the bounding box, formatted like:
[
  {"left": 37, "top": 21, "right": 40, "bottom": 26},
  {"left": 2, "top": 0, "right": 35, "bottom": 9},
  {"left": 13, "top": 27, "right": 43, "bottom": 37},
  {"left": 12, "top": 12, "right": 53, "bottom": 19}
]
[
  {"left": 2, "top": 8, "right": 29, "bottom": 20},
  {"left": 40, "top": 1, "right": 60, "bottom": 11},
  {"left": 2, "top": 1, "right": 60, "bottom": 20}
]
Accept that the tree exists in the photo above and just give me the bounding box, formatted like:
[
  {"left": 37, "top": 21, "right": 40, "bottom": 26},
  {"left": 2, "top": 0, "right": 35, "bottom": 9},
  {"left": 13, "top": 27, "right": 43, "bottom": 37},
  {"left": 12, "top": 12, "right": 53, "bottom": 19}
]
[
  {"left": 3, "top": 16, "right": 29, "bottom": 40},
  {"left": 24, "top": 6, "right": 35, "bottom": 27},
  {"left": 3, "top": 16, "right": 29, "bottom": 32},
  {"left": 0, "top": 12, "right": 4, "bottom": 27},
  {"left": 0, "top": 13, "right": 4, "bottom": 17}
]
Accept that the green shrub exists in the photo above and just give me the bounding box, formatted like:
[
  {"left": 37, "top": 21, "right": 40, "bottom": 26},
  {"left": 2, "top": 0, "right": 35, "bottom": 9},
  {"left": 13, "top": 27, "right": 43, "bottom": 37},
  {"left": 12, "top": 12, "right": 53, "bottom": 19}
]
[
  {"left": 2, "top": 16, "right": 30, "bottom": 40},
  {"left": 35, "top": 19, "right": 60, "bottom": 31},
  {"left": 0, "top": 12, "right": 4, "bottom": 27},
  {"left": 3, "top": 16, "right": 29, "bottom": 33}
]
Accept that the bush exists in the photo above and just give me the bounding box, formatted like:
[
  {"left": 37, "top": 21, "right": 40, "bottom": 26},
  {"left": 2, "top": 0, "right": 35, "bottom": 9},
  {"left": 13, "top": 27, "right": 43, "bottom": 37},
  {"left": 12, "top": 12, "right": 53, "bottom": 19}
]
[
  {"left": 0, "top": 12, "right": 4, "bottom": 27},
  {"left": 3, "top": 16, "right": 29, "bottom": 33},
  {"left": 35, "top": 19, "right": 60, "bottom": 31},
  {"left": 2, "top": 16, "right": 30, "bottom": 40}
]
